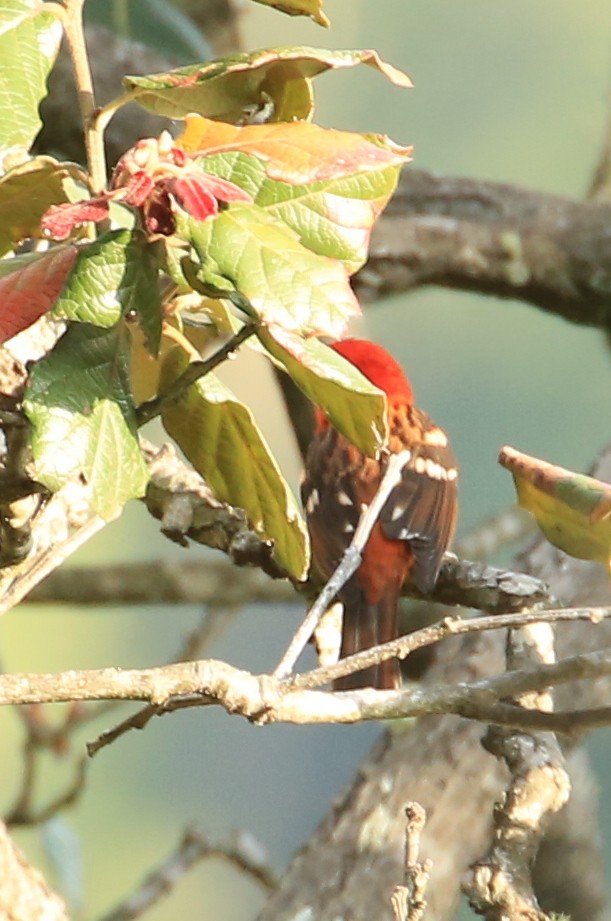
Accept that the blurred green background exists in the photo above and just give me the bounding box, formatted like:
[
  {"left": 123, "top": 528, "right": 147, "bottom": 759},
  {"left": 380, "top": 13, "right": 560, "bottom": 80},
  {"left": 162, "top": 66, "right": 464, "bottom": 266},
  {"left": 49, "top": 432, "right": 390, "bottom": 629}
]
[{"left": 2, "top": 1, "right": 611, "bottom": 919}]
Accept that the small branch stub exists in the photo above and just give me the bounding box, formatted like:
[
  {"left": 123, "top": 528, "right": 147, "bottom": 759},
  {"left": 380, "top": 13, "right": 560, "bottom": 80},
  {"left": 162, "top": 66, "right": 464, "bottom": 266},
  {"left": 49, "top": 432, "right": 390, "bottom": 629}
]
[{"left": 391, "top": 802, "right": 431, "bottom": 921}]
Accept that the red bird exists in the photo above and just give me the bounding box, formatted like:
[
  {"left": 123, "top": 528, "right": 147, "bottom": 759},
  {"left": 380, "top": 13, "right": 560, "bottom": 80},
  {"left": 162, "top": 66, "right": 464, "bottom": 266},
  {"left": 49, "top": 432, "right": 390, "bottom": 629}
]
[{"left": 301, "top": 339, "right": 458, "bottom": 690}]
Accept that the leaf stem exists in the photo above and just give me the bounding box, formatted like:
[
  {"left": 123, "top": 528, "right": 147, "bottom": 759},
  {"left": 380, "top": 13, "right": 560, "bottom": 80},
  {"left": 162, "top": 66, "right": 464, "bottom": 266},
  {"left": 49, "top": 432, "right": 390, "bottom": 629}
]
[
  {"left": 93, "top": 89, "right": 140, "bottom": 138},
  {"left": 61, "top": 0, "right": 107, "bottom": 193},
  {"left": 136, "top": 323, "right": 258, "bottom": 427}
]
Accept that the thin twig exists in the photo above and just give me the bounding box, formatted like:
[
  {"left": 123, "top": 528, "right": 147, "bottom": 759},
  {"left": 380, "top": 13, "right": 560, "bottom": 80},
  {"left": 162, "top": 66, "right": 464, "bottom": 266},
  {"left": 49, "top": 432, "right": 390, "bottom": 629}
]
[
  {"left": 96, "top": 827, "right": 277, "bottom": 921},
  {"left": 61, "top": 0, "right": 107, "bottom": 193},
  {"left": 285, "top": 605, "right": 611, "bottom": 691},
  {"left": 92, "top": 89, "right": 141, "bottom": 139},
  {"left": 273, "top": 449, "right": 412, "bottom": 679},
  {"left": 82, "top": 650, "right": 611, "bottom": 755},
  {"left": 136, "top": 324, "right": 257, "bottom": 426},
  {"left": 5, "top": 755, "right": 88, "bottom": 826},
  {"left": 0, "top": 622, "right": 610, "bottom": 731}
]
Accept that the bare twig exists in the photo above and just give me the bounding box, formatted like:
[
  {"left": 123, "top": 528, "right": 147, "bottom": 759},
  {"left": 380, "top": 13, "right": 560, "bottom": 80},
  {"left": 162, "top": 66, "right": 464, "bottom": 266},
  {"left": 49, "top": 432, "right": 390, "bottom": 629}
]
[
  {"left": 6, "top": 757, "right": 88, "bottom": 827},
  {"left": 286, "top": 605, "right": 608, "bottom": 691},
  {"left": 96, "top": 826, "right": 277, "bottom": 921},
  {"left": 136, "top": 324, "right": 257, "bottom": 426},
  {"left": 0, "top": 614, "right": 609, "bottom": 747},
  {"left": 61, "top": 0, "right": 106, "bottom": 192},
  {"left": 273, "top": 450, "right": 412, "bottom": 679}
]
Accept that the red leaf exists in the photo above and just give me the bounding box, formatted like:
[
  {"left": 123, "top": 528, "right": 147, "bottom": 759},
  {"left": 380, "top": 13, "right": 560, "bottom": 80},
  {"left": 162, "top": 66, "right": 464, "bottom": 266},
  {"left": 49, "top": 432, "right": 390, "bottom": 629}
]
[
  {"left": 0, "top": 247, "right": 78, "bottom": 343},
  {"left": 42, "top": 199, "right": 110, "bottom": 240},
  {"left": 196, "top": 173, "right": 253, "bottom": 204},
  {"left": 169, "top": 176, "right": 218, "bottom": 221},
  {"left": 123, "top": 171, "right": 156, "bottom": 206}
]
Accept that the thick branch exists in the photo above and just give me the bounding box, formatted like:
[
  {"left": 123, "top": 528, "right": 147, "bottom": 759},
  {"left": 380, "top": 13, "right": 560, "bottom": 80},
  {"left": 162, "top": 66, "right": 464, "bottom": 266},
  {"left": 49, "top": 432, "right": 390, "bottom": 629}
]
[
  {"left": 355, "top": 170, "right": 611, "bottom": 331},
  {"left": 0, "top": 819, "right": 69, "bottom": 921}
]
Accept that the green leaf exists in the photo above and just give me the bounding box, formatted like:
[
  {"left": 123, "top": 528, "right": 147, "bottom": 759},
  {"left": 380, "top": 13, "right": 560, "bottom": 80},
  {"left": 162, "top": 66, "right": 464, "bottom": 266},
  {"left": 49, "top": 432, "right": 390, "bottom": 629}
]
[
  {"left": 51, "top": 230, "right": 162, "bottom": 354},
  {"left": 179, "top": 115, "right": 411, "bottom": 185},
  {"left": 0, "top": 0, "right": 62, "bottom": 163},
  {"left": 251, "top": 0, "right": 330, "bottom": 27},
  {"left": 125, "top": 46, "right": 412, "bottom": 123},
  {"left": 160, "top": 343, "right": 309, "bottom": 579},
  {"left": 193, "top": 150, "right": 403, "bottom": 273},
  {"left": 24, "top": 323, "right": 149, "bottom": 520},
  {"left": 177, "top": 204, "right": 360, "bottom": 338},
  {"left": 0, "top": 156, "right": 86, "bottom": 256},
  {"left": 259, "top": 327, "right": 387, "bottom": 456},
  {"left": 499, "top": 445, "right": 611, "bottom": 569}
]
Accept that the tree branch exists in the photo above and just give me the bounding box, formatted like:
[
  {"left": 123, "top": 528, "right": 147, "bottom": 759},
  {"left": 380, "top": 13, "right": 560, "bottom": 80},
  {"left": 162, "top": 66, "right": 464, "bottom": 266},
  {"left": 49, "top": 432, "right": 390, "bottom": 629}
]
[
  {"left": 355, "top": 169, "right": 611, "bottom": 331},
  {"left": 464, "top": 604, "right": 570, "bottom": 920},
  {"left": 0, "top": 818, "right": 69, "bottom": 921},
  {"left": 1, "top": 621, "right": 611, "bottom": 735}
]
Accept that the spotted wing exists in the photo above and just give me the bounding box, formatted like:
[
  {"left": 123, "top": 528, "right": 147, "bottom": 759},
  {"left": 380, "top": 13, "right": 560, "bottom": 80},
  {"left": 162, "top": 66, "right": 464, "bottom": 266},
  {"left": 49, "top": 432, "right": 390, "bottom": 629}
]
[
  {"left": 300, "top": 427, "right": 364, "bottom": 582},
  {"left": 380, "top": 433, "right": 458, "bottom": 593}
]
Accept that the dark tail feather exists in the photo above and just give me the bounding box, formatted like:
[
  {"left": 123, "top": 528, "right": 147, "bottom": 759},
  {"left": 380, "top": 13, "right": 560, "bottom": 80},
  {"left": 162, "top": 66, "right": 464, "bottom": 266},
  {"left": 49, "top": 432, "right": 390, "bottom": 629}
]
[{"left": 333, "top": 589, "right": 399, "bottom": 690}]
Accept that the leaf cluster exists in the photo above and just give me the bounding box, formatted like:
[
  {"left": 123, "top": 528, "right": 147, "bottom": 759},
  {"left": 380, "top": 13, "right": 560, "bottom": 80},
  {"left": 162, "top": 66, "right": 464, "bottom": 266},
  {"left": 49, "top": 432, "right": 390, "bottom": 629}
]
[
  {"left": 0, "top": 1, "right": 413, "bottom": 579},
  {"left": 0, "top": 0, "right": 606, "bottom": 584}
]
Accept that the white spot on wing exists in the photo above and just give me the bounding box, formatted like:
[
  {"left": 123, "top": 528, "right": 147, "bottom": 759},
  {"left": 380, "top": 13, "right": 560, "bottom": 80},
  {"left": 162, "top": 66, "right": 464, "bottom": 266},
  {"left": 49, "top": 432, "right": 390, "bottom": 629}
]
[
  {"left": 423, "top": 427, "right": 448, "bottom": 447},
  {"left": 390, "top": 504, "right": 406, "bottom": 522},
  {"left": 305, "top": 488, "right": 319, "bottom": 515},
  {"left": 337, "top": 490, "right": 352, "bottom": 506}
]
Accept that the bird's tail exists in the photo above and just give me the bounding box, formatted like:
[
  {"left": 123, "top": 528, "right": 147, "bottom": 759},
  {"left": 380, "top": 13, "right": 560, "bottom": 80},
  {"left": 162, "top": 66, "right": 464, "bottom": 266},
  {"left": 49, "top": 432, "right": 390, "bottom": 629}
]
[{"left": 333, "top": 587, "right": 399, "bottom": 691}]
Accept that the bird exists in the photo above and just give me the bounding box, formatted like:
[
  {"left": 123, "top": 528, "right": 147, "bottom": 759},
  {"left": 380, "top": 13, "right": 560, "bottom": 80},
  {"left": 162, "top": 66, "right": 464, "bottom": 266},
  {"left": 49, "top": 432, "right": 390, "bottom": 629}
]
[{"left": 301, "top": 338, "right": 458, "bottom": 690}]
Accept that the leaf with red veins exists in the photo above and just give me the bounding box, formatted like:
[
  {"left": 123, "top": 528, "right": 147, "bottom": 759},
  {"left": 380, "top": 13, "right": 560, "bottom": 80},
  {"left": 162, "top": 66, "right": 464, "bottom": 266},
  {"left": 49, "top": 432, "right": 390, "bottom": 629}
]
[
  {"left": 196, "top": 172, "right": 253, "bottom": 204},
  {"left": 123, "top": 171, "right": 156, "bottom": 206},
  {"left": 42, "top": 199, "right": 110, "bottom": 241},
  {"left": 169, "top": 175, "right": 219, "bottom": 221},
  {"left": 169, "top": 172, "right": 252, "bottom": 223}
]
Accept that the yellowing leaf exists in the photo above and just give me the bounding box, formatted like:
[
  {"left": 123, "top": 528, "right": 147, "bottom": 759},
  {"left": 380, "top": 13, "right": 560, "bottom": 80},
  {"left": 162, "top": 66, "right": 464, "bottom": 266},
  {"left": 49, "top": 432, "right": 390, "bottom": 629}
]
[
  {"left": 185, "top": 149, "right": 403, "bottom": 274},
  {"left": 125, "top": 46, "right": 412, "bottom": 123},
  {"left": 0, "top": 156, "right": 86, "bottom": 256},
  {"left": 251, "top": 0, "right": 330, "bottom": 27},
  {"left": 160, "top": 343, "right": 309, "bottom": 579},
  {"left": 499, "top": 445, "right": 611, "bottom": 568},
  {"left": 178, "top": 115, "right": 411, "bottom": 185}
]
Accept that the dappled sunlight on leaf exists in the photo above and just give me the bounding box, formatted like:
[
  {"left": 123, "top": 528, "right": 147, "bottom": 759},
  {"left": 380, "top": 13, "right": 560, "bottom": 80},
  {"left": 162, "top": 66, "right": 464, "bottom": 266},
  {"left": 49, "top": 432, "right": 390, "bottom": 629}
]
[
  {"left": 177, "top": 205, "right": 360, "bottom": 338},
  {"left": 179, "top": 115, "right": 411, "bottom": 185},
  {"left": 258, "top": 326, "right": 388, "bottom": 456},
  {"left": 125, "top": 46, "right": 412, "bottom": 122}
]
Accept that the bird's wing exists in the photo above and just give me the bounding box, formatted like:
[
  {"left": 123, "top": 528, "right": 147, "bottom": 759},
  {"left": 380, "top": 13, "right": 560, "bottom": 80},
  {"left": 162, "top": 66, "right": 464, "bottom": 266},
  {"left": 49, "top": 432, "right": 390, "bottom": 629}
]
[{"left": 380, "top": 433, "right": 458, "bottom": 593}]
